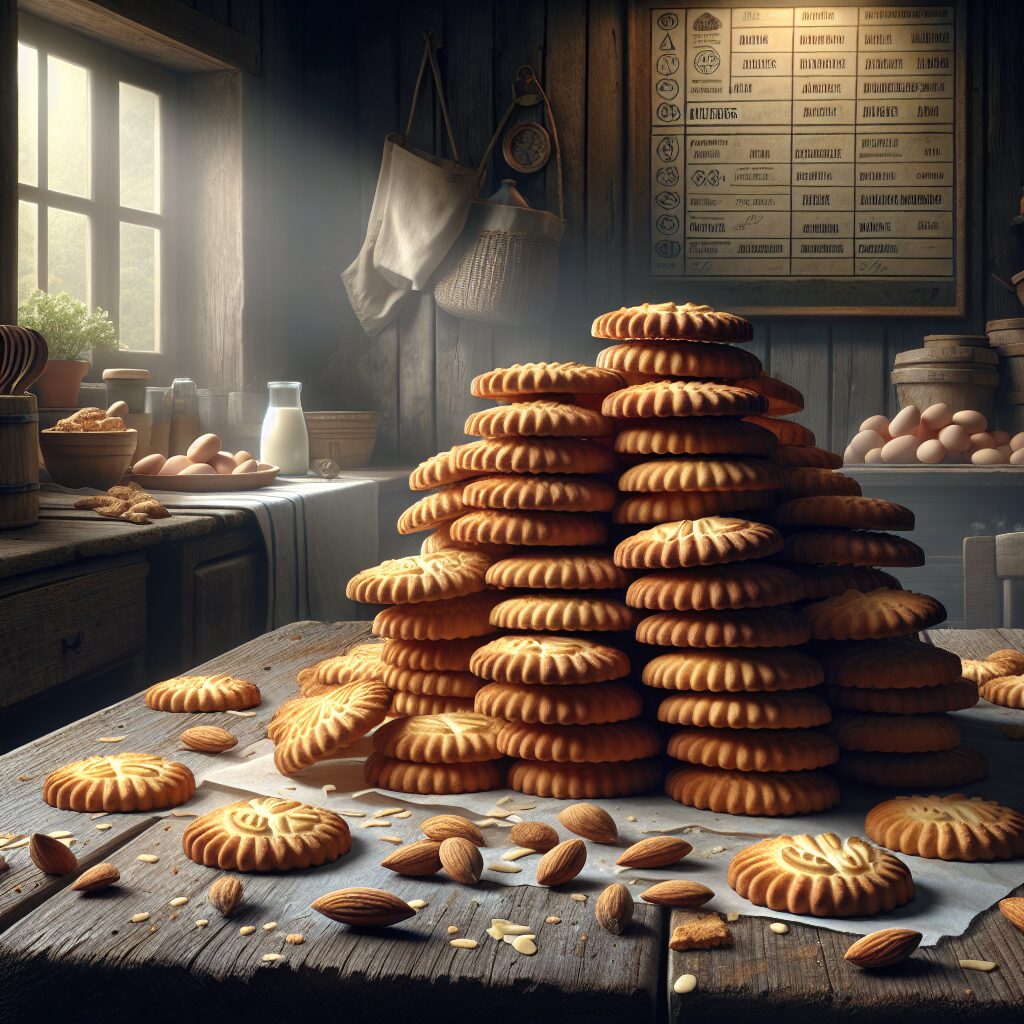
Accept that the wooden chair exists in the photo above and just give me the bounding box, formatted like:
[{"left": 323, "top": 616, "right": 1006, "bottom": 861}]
[{"left": 963, "top": 533, "right": 1024, "bottom": 627}]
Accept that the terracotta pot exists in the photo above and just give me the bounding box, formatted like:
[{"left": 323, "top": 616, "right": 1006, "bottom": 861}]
[{"left": 32, "top": 359, "right": 90, "bottom": 409}]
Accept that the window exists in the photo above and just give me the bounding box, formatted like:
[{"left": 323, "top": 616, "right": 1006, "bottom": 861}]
[{"left": 17, "top": 17, "right": 175, "bottom": 353}]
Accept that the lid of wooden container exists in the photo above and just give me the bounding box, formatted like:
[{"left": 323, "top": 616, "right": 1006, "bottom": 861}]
[
  {"left": 102, "top": 368, "right": 150, "bottom": 380},
  {"left": 986, "top": 318, "right": 1024, "bottom": 332}
]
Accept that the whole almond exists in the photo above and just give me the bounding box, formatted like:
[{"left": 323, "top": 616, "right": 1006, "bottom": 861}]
[
  {"left": 998, "top": 897, "right": 1024, "bottom": 933},
  {"left": 439, "top": 836, "right": 483, "bottom": 885},
  {"left": 312, "top": 887, "right": 415, "bottom": 927},
  {"left": 558, "top": 803, "right": 618, "bottom": 844},
  {"left": 596, "top": 882, "right": 634, "bottom": 935},
  {"left": 616, "top": 836, "right": 693, "bottom": 868},
  {"left": 29, "top": 833, "right": 78, "bottom": 875},
  {"left": 208, "top": 875, "right": 243, "bottom": 916},
  {"left": 844, "top": 928, "right": 922, "bottom": 969},
  {"left": 421, "top": 814, "right": 484, "bottom": 846},
  {"left": 535, "top": 838, "right": 587, "bottom": 887},
  {"left": 181, "top": 726, "right": 238, "bottom": 753},
  {"left": 639, "top": 880, "right": 714, "bottom": 908},
  {"left": 509, "top": 821, "right": 559, "bottom": 853},
  {"left": 71, "top": 862, "right": 120, "bottom": 892},
  {"left": 380, "top": 839, "right": 443, "bottom": 877}
]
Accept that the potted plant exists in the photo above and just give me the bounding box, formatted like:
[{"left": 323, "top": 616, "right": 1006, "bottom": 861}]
[{"left": 18, "top": 289, "right": 119, "bottom": 408}]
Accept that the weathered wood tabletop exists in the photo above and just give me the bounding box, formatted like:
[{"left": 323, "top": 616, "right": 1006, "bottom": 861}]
[{"left": 0, "top": 623, "right": 1021, "bottom": 1023}]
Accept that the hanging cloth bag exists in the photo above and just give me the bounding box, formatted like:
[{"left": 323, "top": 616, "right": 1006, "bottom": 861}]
[
  {"left": 433, "top": 67, "right": 565, "bottom": 326},
  {"left": 343, "top": 35, "right": 480, "bottom": 336}
]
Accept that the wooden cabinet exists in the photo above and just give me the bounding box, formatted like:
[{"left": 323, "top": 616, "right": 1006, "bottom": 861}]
[{"left": 193, "top": 550, "right": 262, "bottom": 664}]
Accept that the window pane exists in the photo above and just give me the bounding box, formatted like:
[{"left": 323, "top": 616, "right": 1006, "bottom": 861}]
[
  {"left": 120, "top": 222, "right": 159, "bottom": 351},
  {"left": 18, "top": 44, "right": 38, "bottom": 186},
  {"left": 119, "top": 83, "right": 160, "bottom": 213},
  {"left": 48, "top": 208, "right": 90, "bottom": 303},
  {"left": 18, "top": 201, "right": 37, "bottom": 304},
  {"left": 47, "top": 55, "right": 89, "bottom": 198}
]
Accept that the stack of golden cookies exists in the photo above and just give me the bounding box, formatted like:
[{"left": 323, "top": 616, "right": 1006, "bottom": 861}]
[{"left": 594, "top": 302, "right": 841, "bottom": 816}]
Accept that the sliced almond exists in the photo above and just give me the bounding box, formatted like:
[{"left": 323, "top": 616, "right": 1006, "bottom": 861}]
[
  {"left": 959, "top": 959, "right": 998, "bottom": 972},
  {"left": 450, "top": 938, "right": 478, "bottom": 949}
]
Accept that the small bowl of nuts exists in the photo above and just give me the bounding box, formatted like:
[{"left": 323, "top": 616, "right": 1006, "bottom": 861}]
[{"left": 40, "top": 407, "right": 138, "bottom": 489}]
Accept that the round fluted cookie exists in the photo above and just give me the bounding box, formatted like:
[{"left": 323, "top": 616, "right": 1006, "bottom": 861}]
[
  {"left": 960, "top": 648, "right": 1024, "bottom": 685},
  {"left": 497, "top": 720, "right": 662, "bottom": 763},
  {"left": 372, "top": 712, "right": 500, "bottom": 763},
  {"left": 463, "top": 474, "right": 616, "bottom": 513},
  {"left": 728, "top": 832, "right": 914, "bottom": 916},
  {"left": 745, "top": 416, "right": 816, "bottom": 447},
  {"left": 980, "top": 674, "right": 1024, "bottom": 709},
  {"left": 657, "top": 690, "right": 831, "bottom": 730},
  {"left": 618, "top": 457, "right": 782, "bottom": 494},
  {"left": 145, "top": 674, "right": 261, "bottom": 713},
  {"left": 471, "top": 361, "right": 625, "bottom": 399},
  {"left": 667, "top": 727, "right": 839, "bottom": 772},
  {"left": 591, "top": 302, "right": 753, "bottom": 343},
  {"left": 419, "top": 518, "right": 515, "bottom": 560},
  {"left": 865, "top": 794, "right": 1024, "bottom": 862},
  {"left": 380, "top": 637, "right": 481, "bottom": 672},
  {"left": 635, "top": 607, "right": 810, "bottom": 649},
  {"left": 614, "top": 489, "right": 773, "bottom": 524},
  {"left": 465, "top": 401, "right": 613, "bottom": 439},
  {"left": 615, "top": 518, "right": 783, "bottom": 570},
  {"left": 182, "top": 798, "right": 351, "bottom": 871},
  {"left": 825, "top": 678, "right": 977, "bottom": 714},
  {"left": 298, "top": 643, "right": 386, "bottom": 696},
  {"left": 816, "top": 637, "right": 962, "bottom": 689},
  {"left": 347, "top": 550, "right": 491, "bottom": 605},
  {"left": 734, "top": 376, "right": 804, "bottom": 415},
  {"left": 373, "top": 593, "right": 504, "bottom": 640},
  {"left": 491, "top": 592, "right": 637, "bottom": 633},
  {"left": 772, "top": 445, "right": 843, "bottom": 469},
  {"left": 508, "top": 757, "right": 663, "bottom": 798},
  {"left": 383, "top": 665, "right": 482, "bottom": 698},
  {"left": 603, "top": 381, "right": 766, "bottom": 420},
  {"left": 454, "top": 437, "right": 617, "bottom": 476},
  {"left": 409, "top": 444, "right": 484, "bottom": 491},
  {"left": 775, "top": 497, "right": 915, "bottom": 532},
  {"left": 783, "top": 530, "right": 924, "bottom": 568},
  {"left": 391, "top": 692, "right": 476, "bottom": 717},
  {"left": 270, "top": 681, "right": 392, "bottom": 775},
  {"left": 666, "top": 765, "right": 839, "bottom": 816},
  {"left": 486, "top": 550, "right": 630, "bottom": 590},
  {"left": 779, "top": 468, "right": 862, "bottom": 500},
  {"left": 451, "top": 509, "right": 608, "bottom": 548},
  {"left": 801, "top": 589, "right": 945, "bottom": 641},
  {"left": 475, "top": 680, "right": 643, "bottom": 725},
  {"left": 828, "top": 712, "right": 961, "bottom": 754},
  {"left": 470, "top": 634, "right": 630, "bottom": 686},
  {"left": 834, "top": 747, "right": 988, "bottom": 788},
  {"left": 627, "top": 563, "right": 805, "bottom": 612},
  {"left": 365, "top": 752, "right": 506, "bottom": 794},
  {"left": 43, "top": 753, "right": 196, "bottom": 813},
  {"left": 596, "top": 339, "right": 761, "bottom": 379},
  {"left": 643, "top": 648, "right": 823, "bottom": 693},
  {"left": 793, "top": 565, "right": 903, "bottom": 601},
  {"left": 397, "top": 485, "right": 469, "bottom": 535},
  {"left": 614, "top": 417, "right": 776, "bottom": 458}
]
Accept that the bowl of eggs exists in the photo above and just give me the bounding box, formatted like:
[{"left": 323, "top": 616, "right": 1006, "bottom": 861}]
[
  {"left": 844, "top": 403, "right": 1024, "bottom": 466},
  {"left": 129, "top": 433, "right": 279, "bottom": 490}
]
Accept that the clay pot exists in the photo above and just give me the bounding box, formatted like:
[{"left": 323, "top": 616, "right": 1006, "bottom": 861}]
[{"left": 32, "top": 359, "right": 90, "bottom": 409}]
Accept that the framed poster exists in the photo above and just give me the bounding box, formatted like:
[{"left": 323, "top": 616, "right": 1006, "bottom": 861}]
[{"left": 627, "top": 1, "right": 972, "bottom": 315}]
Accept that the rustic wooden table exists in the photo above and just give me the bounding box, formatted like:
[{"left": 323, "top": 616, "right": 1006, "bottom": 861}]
[{"left": 0, "top": 623, "right": 1021, "bottom": 1022}]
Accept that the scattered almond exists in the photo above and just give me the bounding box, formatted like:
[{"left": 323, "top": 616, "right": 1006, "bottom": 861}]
[
  {"left": 639, "top": 880, "right": 714, "bottom": 908},
  {"left": 379, "top": 835, "right": 403, "bottom": 845},
  {"left": 596, "top": 883, "right": 633, "bottom": 935},
  {"left": 130, "top": 912, "right": 150, "bottom": 923},
  {"left": 262, "top": 953, "right": 283, "bottom": 962},
  {"left": 726, "top": 912, "right": 740, "bottom": 923},
  {"left": 286, "top": 933, "right": 304, "bottom": 944},
  {"left": 998, "top": 897, "right": 1024, "bottom": 933},
  {"left": 673, "top": 974, "right": 697, "bottom": 995},
  {"left": 959, "top": 959, "right": 998, "bottom": 972},
  {"left": 558, "top": 803, "right": 617, "bottom": 844},
  {"left": 569, "top": 893, "right": 588, "bottom": 903},
  {"left": 169, "top": 897, "right": 189, "bottom": 908},
  {"left": 486, "top": 862, "right": 522, "bottom": 874},
  {"left": 501, "top": 847, "right": 536, "bottom": 861},
  {"left": 380, "top": 839, "right": 443, "bottom": 877},
  {"left": 770, "top": 922, "right": 789, "bottom": 935},
  {"left": 844, "top": 928, "right": 922, "bottom": 969},
  {"left": 509, "top": 821, "right": 559, "bottom": 853},
  {"left": 510, "top": 934, "right": 537, "bottom": 955},
  {"left": 239, "top": 926, "right": 256, "bottom": 936},
  {"left": 180, "top": 725, "right": 238, "bottom": 753},
  {"left": 536, "top": 839, "right": 587, "bottom": 887},
  {"left": 137, "top": 854, "right": 159, "bottom": 864},
  {"left": 545, "top": 916, "right": 561, "bottom": 924},
  {"left": 447, "top": 925, "right": 460, "bottom": 935},
  {"left": 29, "top": 833, "right": 78, "bottom": 875},
  {"left": 616, "top": 836, "right": 692, "bottom": 869},
  {"left": 208, "top": 875, "right": 243, "bottom": 917},
  {"left": 71, "top": 862, "right": 119, "bottom": 892},
  {"left": 450, "top": 938, "right": 478, "bottom": 949},
  {"left": 421, "top": 814, "right": 484, "bottom": 846},
  {"left": 311, "top": 887, "right": 415, "bottom": 928},
  {"left": 263, "top": 922, "right": 277, "bottom": 931},
  {"left": 372, "top": 806, "right": 406, "bottom": 818},
  {"left": 95, "top": 823, "right": 112, "bottom": 831},
  {"left": 195, "top": 919, "right": 209, "bottom": 928},
  {"left": 440, "top": 836, "right": 483, "bottom": 885}
]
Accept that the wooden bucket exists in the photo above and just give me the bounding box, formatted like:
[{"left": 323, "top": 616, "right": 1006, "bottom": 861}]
[
  {"left": 1002, "top": 391, "right": 1024, "bottom": 435},
  {"left": 304, "top": 411, "right": 380, "bottom": 468},
  {"left": 892, "top": 344, "right": 999, "bottom": 421},
  {"left": 0, "top": 394, "right": 40, "bottom": 530},
  {"left": 987, "top": 318, "right": 1024, "bottom": 351}
]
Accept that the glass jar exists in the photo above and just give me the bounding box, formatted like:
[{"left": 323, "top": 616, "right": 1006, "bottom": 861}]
[
  {"left": 102, "top": 368, "right": 150, "bottom": 413},
  {"left": 260, "top": 381, "right": 309, "bottom": 475},
  {"left": 145, "top": 387, "right": 172, "bottom": 457},
  {"left": 169, "top": 377, "right": 199, "bottom": 455},
  {"left": 197, "top": 387, "right": 229, "bottom": 439}
]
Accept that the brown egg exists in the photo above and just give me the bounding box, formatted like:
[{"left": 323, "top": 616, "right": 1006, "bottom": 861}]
[
  {"left": 208, "top": 452, "right": 236, "bottom": 475},
  {"left": 233, "top": 450, "right": 254, "bottom": 466},
  {"left": 159, "top": 455, "right": 193, "bottom": 475},
  {"left": 106, "top": 401, "right": 130, "bottom": 418},
  {"left": 187, "top": 433, "right": 222, "bottom": 463},
  {"left": 952, "top": 409, "right": 987, "bottom": 434},
  {"left": 180, "top": 462, "right": 217, "bottom": 475},
  {"left": 232, "top": 459, "right": 259, "bottom": 474},
  {"left": 881, "top": 435, "right": 919, "bottom": 463},
  {"left": 133, "top": 453, "right": 165, "bottom": 475}
]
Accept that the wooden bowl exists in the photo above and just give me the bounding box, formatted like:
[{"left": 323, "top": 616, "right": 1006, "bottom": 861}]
[{"left": 40, "top": 429, "right": 138, "bottom": 489}]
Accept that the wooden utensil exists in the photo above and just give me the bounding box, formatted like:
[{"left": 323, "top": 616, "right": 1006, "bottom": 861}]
[{"left": 14, "top": 327, "right": 48, "bottom": 394}]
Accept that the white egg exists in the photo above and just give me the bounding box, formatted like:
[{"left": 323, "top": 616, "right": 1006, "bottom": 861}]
[
  {"left": 938, "top": 423, "right": 971, "bottom": 452},
  {"left": 133, "top": 453, "right": 165, "bottom": 475},
  {"left": 970, "top": 432, "right": 996, "bottom": 450},
  {"left": 849, "top": 429, "right": 887, "bottom": 457},
  {"left": 159, "top": 455, "right": 193, "bottom": 475},
  {"left": 991, "top": 430, "right": 1011, "bottom": 446},
  {"left": 843, "top": 445, "right": 863, "bottom": 465},
  {"left": 889, "top": 405, "right": 921, "bottom": 437},
  {"left": 952, "top": 409, "right": 987, "bottom": 433},
  {"left": 1011, "top": 447, "right": 1024, "bottom": 465},
  {"left": 916, "top": 439, "right": 946, "bottom": 464},
  {"left": 859, "top": 414, "right": 891, "bottom": 438},
  {"left": 1011, "top": 432, "right": 1024, "bottom": 452},
  {"left": 864, "top": 447, "right": 884, "bottom": 464},
  {"left": 881, "top": 435, "right": 919, "bottom": 463},
  {"left": 972, "top": 447, "right": 1008, "bottom": 465},
  {"left": 920, "top": 403, "right": 953, "bottom": 431}
]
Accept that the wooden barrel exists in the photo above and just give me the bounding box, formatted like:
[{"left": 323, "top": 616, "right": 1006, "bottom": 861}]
[
  {"left": 1002, "top": 391, "right": 1024, "bottom": 435},
  {"left": 0, "top": 394, "right": 40, "bottom": 530},
  {"left": 892, "top": 343, "right": 999, "bottom": 420},
  {"left": 922, "top": 333, "right": 991, "bottom": 349},
  {"left": 304, "top": 411, "right": 381, "bottom": 468}
]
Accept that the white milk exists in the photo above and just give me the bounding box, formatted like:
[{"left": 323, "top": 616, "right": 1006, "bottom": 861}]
[{"left": 260, "top": 406, "right": 309, "bottom": 474}]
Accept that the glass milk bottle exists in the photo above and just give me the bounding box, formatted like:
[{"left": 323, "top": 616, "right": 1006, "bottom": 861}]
[{"left": 260, "top": 382, "right": 309, "bottom": 475}]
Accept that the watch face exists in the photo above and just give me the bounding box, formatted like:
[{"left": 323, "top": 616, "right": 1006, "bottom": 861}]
[{"left": 503, "top": 122, "right": 552, "bottom": 174}]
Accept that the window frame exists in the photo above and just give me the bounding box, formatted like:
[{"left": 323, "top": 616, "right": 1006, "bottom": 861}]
[{"left": 17, "top": 12, "right": 178, "bottom": 357}]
